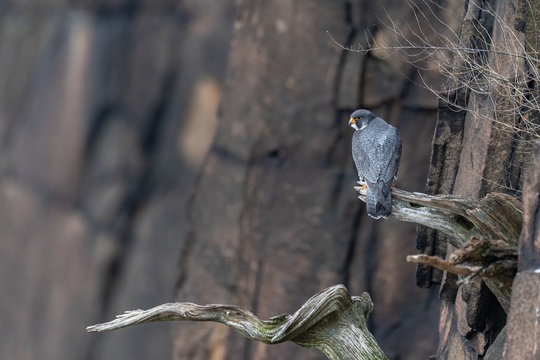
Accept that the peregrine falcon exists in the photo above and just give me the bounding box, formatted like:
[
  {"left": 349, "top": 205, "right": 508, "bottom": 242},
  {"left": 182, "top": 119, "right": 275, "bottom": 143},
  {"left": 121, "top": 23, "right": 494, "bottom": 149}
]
[{"left": 349, "top": 109, "right": 401, "bottom": 219}]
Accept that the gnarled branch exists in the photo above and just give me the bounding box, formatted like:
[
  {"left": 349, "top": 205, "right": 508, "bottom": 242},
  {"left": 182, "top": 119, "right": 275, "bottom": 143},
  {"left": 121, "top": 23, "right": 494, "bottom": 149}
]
[
  {"left": 355, "top": 182, "right": 522, "bottom": 248},
  {"left": 87, "top": 285, "right": 387, "bottom": 360},
  {"left": 356, "top": 183, "right": 522, "bottom": 312}
]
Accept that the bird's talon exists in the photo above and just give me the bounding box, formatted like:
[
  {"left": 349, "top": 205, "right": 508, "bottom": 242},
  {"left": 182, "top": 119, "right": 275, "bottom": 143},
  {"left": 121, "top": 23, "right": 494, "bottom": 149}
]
[{"left": 360, "top": 185, "right": 367, "bottom": 190}]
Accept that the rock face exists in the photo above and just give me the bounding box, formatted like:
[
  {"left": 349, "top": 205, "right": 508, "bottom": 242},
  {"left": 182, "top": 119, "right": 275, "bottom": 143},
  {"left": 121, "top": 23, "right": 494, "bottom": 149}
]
[
  {"left": 505, "top": 141, "right": 540, "bottom": 359},
  {"left": 417, "top": 0, "right": 540, "bottom": 358},
  {"left": 0, "top": 1, "right": 235, "bottom": 360},
  {"left": 1, "top": 0, "right": 495, "bottom": 359},
  {"left": 174, "top": 1, "right": 461, "bottom": 359}
]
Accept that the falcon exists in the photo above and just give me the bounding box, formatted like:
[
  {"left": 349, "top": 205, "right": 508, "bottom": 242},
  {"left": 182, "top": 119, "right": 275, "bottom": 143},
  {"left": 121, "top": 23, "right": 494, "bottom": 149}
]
[{"left": 349, "top": 109, "right": 401, "bottom": 219}]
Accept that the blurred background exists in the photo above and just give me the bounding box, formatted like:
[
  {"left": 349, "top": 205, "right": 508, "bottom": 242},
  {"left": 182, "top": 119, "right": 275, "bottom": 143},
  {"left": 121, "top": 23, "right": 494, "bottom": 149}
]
[{"left": 0, "top": 1, "right": 463, "bottom": 359}]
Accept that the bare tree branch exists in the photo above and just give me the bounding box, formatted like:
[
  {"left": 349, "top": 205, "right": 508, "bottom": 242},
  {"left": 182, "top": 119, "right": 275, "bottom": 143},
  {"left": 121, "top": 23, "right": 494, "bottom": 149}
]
[
  {"left": 356, "top": 183, "right": 520, "bottom": 312},
  {"left": 355, "top": 182, "right": 522, "bottom": 248},
  {"left": 87, "top": 285, "right": 388, "bottom": 360},
  {"left": 406, "top": 254, "right": 482, "bottom": 275}
]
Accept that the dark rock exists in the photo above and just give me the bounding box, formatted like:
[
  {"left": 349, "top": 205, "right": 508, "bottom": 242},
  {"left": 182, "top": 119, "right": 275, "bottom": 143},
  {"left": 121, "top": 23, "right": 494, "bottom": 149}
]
[
  {"left": 417, "top": 0, "right": 536, "bottom": 358},
  {"left": 0, "top": 2, "right": 235, "bottom": 360},
  {"left": 485, "top": 327, "right": 507, "bottom": 360},
  {"left": 505, "top": 272, "right": 540, "bottom": 359},
  {"left": 175, "top": 1, "right": 457, "bottom": 359}
]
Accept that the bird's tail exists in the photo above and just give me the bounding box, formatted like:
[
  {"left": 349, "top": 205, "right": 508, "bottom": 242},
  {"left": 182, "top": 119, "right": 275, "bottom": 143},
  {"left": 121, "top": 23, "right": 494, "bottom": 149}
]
[{"left": 365, "top": 180, "right": 392, "bottom": 219}]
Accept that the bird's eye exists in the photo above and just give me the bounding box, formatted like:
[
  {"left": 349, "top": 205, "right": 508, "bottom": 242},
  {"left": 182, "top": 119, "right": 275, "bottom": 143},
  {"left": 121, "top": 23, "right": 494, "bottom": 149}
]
[{"left": 356, "top": 117, "right": 360, "bottom": 120}]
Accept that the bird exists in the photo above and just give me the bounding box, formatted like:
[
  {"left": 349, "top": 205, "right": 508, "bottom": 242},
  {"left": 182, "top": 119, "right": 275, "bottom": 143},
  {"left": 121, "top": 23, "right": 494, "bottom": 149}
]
[{"left": 349, "top": 109, "right": 401, "bottom": 219}]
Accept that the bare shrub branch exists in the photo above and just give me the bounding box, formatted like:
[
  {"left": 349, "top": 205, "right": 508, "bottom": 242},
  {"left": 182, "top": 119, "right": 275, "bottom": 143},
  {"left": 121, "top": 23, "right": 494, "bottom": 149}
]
[{"left": 329, "top": 0, "right": 540, "bottom": 143}]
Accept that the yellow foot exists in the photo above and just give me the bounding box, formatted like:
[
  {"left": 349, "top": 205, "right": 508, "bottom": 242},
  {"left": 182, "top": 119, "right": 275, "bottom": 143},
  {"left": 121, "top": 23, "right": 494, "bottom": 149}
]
[
  {"left": 392, "top": 183, "right": 395, "bottom": 187},
  {"left": 360, "top": 185, "right": 367, "bottom": 190}
]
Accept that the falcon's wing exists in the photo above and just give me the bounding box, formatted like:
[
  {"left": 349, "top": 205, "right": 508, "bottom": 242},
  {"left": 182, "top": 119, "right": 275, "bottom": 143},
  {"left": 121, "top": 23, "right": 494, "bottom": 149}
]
[
  {"left": 352, "top": 119, "right": 401, "bottom": 183},
  {"left": 352, "top": 130, "right": 379, "bottom": 182},
  {"left": 382, "top": 130, "right": 401, "bottom": 183}
]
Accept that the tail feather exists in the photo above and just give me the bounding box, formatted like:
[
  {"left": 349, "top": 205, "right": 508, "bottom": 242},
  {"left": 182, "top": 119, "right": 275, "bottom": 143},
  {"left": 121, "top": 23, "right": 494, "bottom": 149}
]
[{"left": 365, "top": 180, "right": 392, "bottom": 219}]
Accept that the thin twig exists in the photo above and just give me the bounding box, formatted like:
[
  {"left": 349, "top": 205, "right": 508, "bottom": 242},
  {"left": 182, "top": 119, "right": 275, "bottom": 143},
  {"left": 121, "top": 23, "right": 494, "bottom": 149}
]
[{"left": 406, "top": 254, "right": 482, "bottom": 275}]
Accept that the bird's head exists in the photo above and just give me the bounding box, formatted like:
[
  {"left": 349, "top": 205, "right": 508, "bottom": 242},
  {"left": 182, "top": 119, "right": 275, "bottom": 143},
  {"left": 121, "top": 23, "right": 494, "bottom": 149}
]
[{"left": 349, "top": 109, "right": 375, "bottom": 131}]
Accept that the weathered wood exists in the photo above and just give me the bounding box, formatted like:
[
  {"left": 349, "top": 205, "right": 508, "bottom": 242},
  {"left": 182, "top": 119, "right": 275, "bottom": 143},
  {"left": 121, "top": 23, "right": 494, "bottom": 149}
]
[
  {"left": 88, "top": 285, "right": 387, "bottom": 360},
  {"left": 356, "top": 183, "right": 520, "bottom": 312},
  {"left": 355, "top": 183, "right": 522, "bottom": 248},
  {"left": 408, "top": 236, "right": 517, "bottom": 286},
  {"left": 407, "top": 238, "right": 516, "bottom": 313},
  {"left": 407, "top": 254, "right": 483, "bottom": 275}
]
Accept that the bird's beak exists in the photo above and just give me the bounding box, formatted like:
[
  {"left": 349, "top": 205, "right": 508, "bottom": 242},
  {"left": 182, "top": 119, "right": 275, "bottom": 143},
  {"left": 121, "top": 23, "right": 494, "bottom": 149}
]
[{"left": 349, "top": 118, "right": 355, "bottom": 125}]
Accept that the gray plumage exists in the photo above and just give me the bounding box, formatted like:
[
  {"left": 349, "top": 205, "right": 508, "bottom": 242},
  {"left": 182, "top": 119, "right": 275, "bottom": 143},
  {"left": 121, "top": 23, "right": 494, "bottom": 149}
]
[{"left": 349, "top": 109, "right": 401, "bottom": 219}]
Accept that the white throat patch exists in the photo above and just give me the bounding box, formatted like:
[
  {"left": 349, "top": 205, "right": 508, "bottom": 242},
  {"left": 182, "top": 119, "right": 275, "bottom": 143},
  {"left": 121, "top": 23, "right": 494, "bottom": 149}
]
[{"left": 352, "top": 123, "right": 360, "bottom": 130}]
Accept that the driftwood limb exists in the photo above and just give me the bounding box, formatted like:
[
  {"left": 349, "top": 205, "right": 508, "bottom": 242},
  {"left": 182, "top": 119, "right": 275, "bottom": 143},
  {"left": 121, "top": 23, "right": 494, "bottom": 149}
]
[
  {"left": 356, "top": 183, "right": 521, "bottom": 312},
  {"left": 355, "top": 182, "right": 522, "bottom": 248},
  {"left": 87, "top": 285, "right": 387, "bottom": 360}
]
